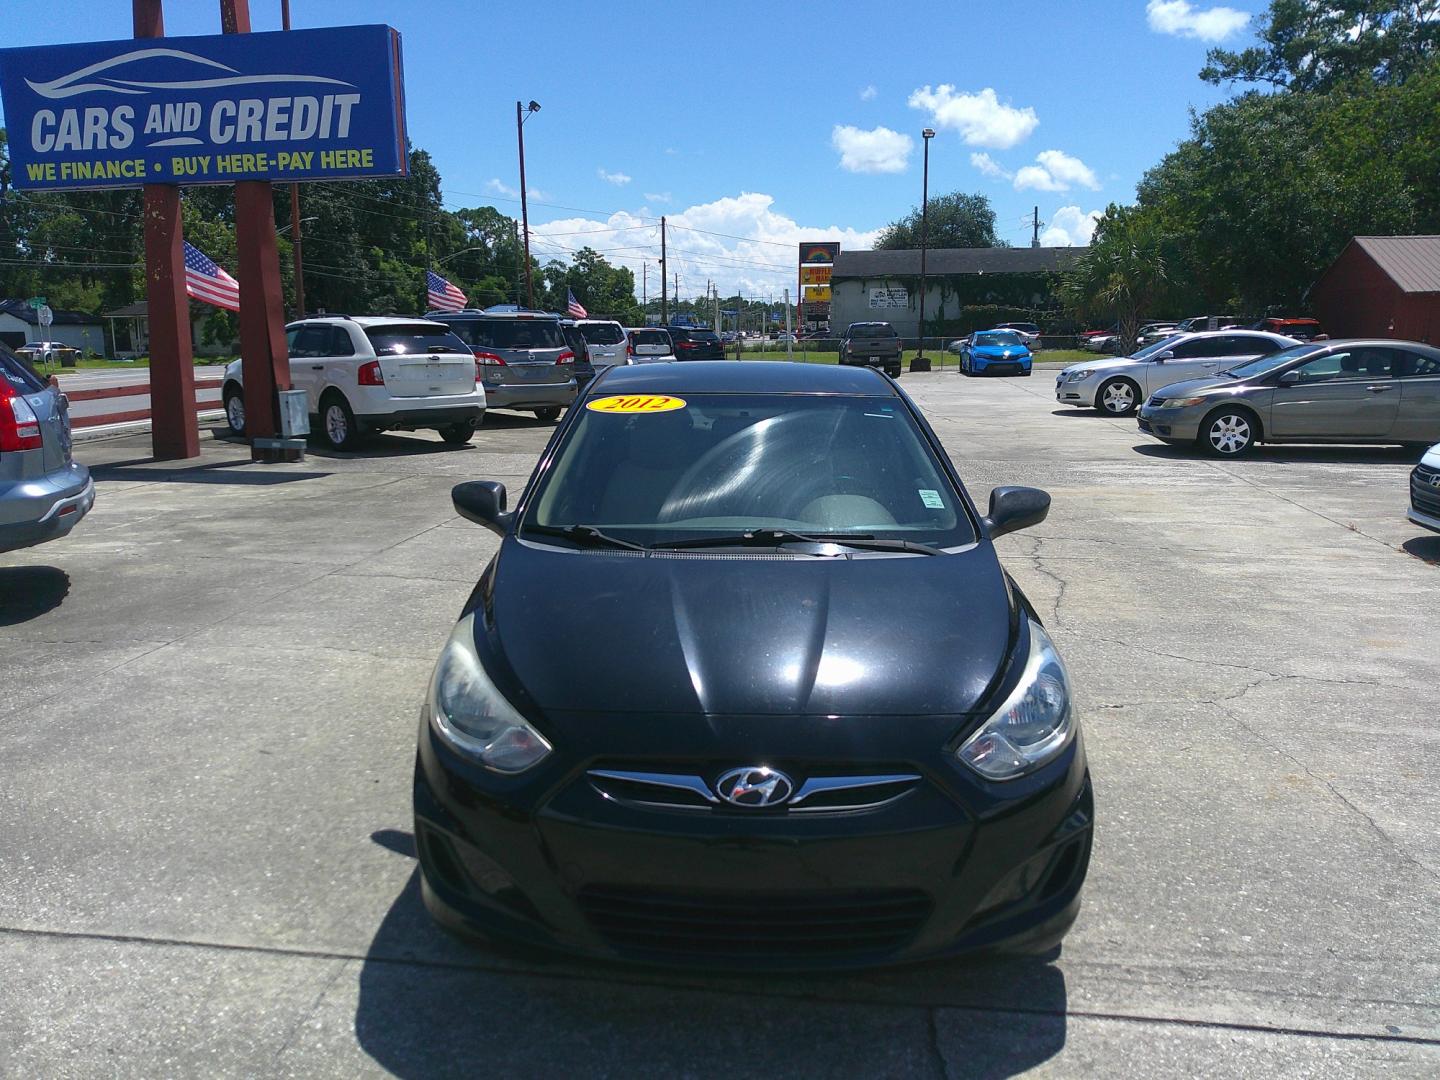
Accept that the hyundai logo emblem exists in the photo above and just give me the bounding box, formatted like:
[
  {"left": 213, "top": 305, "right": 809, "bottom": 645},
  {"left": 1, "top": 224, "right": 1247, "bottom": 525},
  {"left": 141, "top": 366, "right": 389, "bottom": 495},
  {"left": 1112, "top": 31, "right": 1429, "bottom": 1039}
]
[
  {"left": 1431, "top": 474, "right": 1440, "bottom": 488},
  {"left": 715, "top": 766, "right": 794, "bottom": 808}
]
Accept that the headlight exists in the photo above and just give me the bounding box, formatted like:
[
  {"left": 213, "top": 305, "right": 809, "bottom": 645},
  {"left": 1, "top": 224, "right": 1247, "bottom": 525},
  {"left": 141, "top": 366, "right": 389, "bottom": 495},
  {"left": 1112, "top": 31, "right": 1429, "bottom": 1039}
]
[
  {"left": 428, "top": 614, "right": 553, "bottom": 773},
  {"left": 1160, "top": 395, "right": 1208, "bottom": 408},
  {"left": 956, "top": 620, "right": 1075, "bottom": 781},
  {"left": 1066, "top": 370, "right": 1095, "bottom": 382}
]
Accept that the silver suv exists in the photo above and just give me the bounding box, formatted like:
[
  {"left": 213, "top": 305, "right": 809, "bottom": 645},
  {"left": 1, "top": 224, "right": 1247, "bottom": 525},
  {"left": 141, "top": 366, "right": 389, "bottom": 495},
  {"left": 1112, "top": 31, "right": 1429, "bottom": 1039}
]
[
  {"left": 435, "top": 308, "right": 578, "bottom": 422},
  {"left": 1, "top": 346, "right": 94, "bottom": 554}
]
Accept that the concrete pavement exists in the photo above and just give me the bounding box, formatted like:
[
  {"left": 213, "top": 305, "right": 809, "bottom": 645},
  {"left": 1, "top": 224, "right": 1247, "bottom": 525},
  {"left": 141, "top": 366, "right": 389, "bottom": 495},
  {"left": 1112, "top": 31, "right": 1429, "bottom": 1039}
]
[{"left": 1, "top": 375, "right": 1437, "bottom": 1077}]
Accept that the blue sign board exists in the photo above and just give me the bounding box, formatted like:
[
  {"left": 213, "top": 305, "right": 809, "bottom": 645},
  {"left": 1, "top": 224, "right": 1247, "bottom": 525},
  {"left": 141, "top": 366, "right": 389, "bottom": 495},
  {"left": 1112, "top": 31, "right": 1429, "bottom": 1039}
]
[{"left": 0, "top": 25, "right": 407, "bottom": 190}]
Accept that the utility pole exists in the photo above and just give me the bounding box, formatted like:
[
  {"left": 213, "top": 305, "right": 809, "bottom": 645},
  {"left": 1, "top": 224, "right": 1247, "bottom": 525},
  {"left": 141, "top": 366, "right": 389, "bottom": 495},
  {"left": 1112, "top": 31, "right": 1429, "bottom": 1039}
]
[
  {"left": 784, "top": 288, "right": 793, "bottom": 361},
  {"left": 642, "top": 262, "right": 648, "bottom": 308},
  {"left": 516, "top": 99, "right": 541, "bottom": 308},
  {"left": 282, "top": 0, "right": 305, "bottom": 319},
  {"left": 1031, "top": 206, "right": 1041, "bottom": 248},
  {"left": 660, "top": 216, "right": 667, "bottom": 325},
  {"left": 713, "top": 281, "right": 719, "bottom": 333}
]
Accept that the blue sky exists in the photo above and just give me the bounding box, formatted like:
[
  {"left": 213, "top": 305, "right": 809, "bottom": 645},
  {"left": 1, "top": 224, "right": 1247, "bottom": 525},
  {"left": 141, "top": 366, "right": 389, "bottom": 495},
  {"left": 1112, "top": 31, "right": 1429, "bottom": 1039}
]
[{"left": 1, "top": 0, "right": 1255, "bottom": 297}]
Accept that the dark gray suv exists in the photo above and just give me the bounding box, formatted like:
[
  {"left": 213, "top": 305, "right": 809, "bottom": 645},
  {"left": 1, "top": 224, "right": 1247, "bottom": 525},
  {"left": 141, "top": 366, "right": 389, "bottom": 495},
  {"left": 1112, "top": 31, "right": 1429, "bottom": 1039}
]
[
  {"left": 437, "top": 309, "right": 578, "bottom": 422},
  {"left": 1, "top": 345, "right": 94, "bottom": 553}
]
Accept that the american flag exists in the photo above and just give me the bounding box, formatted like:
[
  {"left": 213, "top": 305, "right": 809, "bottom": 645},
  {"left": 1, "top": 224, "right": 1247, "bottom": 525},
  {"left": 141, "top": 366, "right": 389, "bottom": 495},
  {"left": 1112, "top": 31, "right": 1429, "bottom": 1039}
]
[
  {"left": 183, "top": 242, "right": 240, "bottom": 312},
  {"left": 427, "top": 270, "right": 467, "bottom": 313},
  {"left": 566, "top": 288, "right": 588, "bottom": 319}
]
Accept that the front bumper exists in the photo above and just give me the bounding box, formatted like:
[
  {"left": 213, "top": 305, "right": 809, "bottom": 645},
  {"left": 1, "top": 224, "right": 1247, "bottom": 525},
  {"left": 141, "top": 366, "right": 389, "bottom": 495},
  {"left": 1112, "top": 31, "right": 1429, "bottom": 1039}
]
[
  {"left": 1055, "top": 375, "right": 1093, "bottom": 405},
  {"left": 0, "top": 471, "right": 95, "bottom": 554},
  {"left": 414, "top": 711, "right": 1092, "bottom": 970},
  {"left": 1136, "top": 402, "right": 1207, "bottom": 442},
  {"left": 1409, "top": 465, "right": 1440, "bottom": 533},
  {"left": 972, "top": 357, "right": 1031, "bottom": 375}
]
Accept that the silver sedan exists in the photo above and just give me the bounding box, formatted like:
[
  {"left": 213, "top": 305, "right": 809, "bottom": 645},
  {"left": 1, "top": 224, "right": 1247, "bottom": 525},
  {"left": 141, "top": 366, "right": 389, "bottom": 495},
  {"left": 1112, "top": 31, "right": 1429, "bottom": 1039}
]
[{"left": 1137, "top": 339, "right": 1440, "bottom": 456}]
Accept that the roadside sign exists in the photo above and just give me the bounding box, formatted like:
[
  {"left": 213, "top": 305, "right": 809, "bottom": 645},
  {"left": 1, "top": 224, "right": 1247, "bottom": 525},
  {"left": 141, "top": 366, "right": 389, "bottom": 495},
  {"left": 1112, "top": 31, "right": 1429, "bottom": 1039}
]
[
  {"left": 27, "top": 296, "right": 46, "bottom": 309},
  {"left": 0, "top": 25, "right": 409, "bottom": 191},
  {"left": 38, "top": 305, "right": 53, "bottom": 328}
]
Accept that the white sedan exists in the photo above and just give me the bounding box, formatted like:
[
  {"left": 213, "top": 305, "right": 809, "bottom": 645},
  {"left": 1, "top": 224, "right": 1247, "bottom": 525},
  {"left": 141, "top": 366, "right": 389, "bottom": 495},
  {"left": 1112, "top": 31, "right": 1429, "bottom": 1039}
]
[{"left": 1056, "top": 330, "right": 1298, "bottom": 417}]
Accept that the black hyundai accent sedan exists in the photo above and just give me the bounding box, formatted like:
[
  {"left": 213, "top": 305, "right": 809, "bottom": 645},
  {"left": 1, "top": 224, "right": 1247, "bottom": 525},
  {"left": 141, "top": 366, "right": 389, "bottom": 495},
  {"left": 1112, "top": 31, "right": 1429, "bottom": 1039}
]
[{"left": 415, "top": 361, "right": 1092, "bottom": 969}]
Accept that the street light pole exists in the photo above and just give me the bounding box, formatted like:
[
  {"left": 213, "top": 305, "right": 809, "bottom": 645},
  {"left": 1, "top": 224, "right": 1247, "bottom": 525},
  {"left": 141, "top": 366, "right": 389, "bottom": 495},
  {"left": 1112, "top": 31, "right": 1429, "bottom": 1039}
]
[
  {"left": 913, "top": 127, "right": 935, "bottom": 372},
  {"left": 516, "top": 99, "right": 540, "bottom": 308}
]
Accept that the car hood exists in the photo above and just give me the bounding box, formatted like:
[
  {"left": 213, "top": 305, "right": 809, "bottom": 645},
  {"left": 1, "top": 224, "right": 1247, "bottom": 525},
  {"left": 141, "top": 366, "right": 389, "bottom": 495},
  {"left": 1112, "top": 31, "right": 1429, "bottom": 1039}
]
[
  {"left": 1059, "top": 356, "right": 1139, "bottom": 377},
  {"left": 475, "top": 539, "right": 1015, "bottom": 717},
  {"left": 1150, "top": 375, "right": 1234, "bottom": 398},
  {"left": 1422, "top": 444, "right": 1440, "bottom": 469}
]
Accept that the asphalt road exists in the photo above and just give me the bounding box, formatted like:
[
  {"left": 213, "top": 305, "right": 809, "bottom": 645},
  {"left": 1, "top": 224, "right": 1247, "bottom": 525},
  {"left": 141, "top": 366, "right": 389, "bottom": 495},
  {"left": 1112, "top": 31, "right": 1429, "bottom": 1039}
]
[
  {"left": 54, "top": 365, "right": 229, "bottom": 391},
  {"left": 2, "top": 374, "right": 1437, "bottom": 1077}
]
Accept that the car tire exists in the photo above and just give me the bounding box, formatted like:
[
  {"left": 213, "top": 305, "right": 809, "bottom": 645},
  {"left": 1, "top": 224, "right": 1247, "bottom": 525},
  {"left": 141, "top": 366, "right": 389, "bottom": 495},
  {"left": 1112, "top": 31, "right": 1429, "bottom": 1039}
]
[
  {"left": 1097, "top": 377, "right": 1141, "bottom": 417},
  {"left": 439, "top": 423, "right": 475, "bottom": 445},
  {"left": 1200, "top": 407, "right": 1259, "bottom": 457},
  {"left": 533, "top": 407, "right": 561, "bottom": 423},
  {"left": 318, "top": 392, "right": 362, "bottom": 451},
  {"left": 222, "top": 384, "right": 245, "bottom": 436}
]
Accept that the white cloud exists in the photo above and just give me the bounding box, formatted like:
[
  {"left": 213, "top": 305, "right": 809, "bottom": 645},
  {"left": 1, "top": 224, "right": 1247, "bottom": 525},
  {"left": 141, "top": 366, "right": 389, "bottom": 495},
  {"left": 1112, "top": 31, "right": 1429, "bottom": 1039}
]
[
  {"left": 485, "top": 177, "right": 549, "bottom": 200},
  {"left": 1039, "top": 206, "right": 1103, "bottom": 246},
  {"left": 529, "top": 192, "right": 881, "bottom": 298},
  {"left": 598, "top": 168, "right": 632, "bottom": 186},
  {"left": 907, "top": 85, "right": 1038, "bottom": 149},
  {"left": 970, "top": 152, "right": 1013, "bottom": 181},
  {"left": 1013, "top": 150, "right": 1100, "bottom": 192},
  {"left": 831, "top": 124, "right": 914, "bottom": 174},
  {"left": 859, "top": 84, "right": 878, "bottom": 101},
  {"left": 644, "top": 192, "right": 672, "bottom": 203},
  {"left": 1146, "top": 0, "right": 1250, "bottom": 42}
]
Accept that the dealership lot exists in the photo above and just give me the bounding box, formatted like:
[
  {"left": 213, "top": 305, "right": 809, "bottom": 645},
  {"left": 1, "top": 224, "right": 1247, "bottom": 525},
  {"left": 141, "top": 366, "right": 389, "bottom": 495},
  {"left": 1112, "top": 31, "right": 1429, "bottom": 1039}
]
[{"left": 1, "top": 374, "right": 1437, "bottom": 1077}]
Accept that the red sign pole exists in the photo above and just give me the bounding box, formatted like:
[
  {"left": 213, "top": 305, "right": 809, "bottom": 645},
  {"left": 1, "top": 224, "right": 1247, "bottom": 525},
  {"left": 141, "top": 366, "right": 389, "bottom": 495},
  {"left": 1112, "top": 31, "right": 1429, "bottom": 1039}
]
[
  {"left": 219, "top": 0, "right": 294, "bottom": 462},
  {"left": 133, "top": 0, "right": 199, "bottom": 460}
]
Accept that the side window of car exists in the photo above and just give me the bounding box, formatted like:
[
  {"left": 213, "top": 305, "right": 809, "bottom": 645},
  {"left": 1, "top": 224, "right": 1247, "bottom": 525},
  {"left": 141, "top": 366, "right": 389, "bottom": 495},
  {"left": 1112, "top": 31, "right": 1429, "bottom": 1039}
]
[
  {"left": 1223, "top": 336, "right": 1268, "bottom": 355},
  {"left": 285, "top": 327, "right": 301, "bottom": 354},
  {"left": 1351, "top": 347, "right": 1402, "bottom": 378},
  {"left": 291, "top": 326, "right": 328, "bottom": 358},
  {"left": 1397, "top": 352, "right": 1440, "bottom": 378},
  {"left": 1167, "top": 338, "right": 1212, "bottom": 359},
  {"left": 1293, "top": 351, "right": 1350, "bottom": 383},
  {"left": 328, "top": 326, "right": 356, "bottom": 357}
]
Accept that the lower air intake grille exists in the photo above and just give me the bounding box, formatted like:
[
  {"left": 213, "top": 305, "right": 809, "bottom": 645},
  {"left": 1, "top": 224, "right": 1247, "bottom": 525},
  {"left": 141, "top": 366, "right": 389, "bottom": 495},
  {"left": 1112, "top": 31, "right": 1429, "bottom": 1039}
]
[{"left": 577, "top": 885, "right": 932, "bottom": 960}]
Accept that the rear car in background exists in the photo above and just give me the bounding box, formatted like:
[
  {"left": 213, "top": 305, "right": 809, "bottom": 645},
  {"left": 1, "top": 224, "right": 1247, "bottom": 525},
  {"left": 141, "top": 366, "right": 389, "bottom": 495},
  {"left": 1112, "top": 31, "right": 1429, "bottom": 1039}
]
[
  {"left": 994, "top": 322, "right": 1041, "bottom": 349},
  {"left": 1409, "top": 443, "right": 1440, "bottom": 534},
  {"left": 667, "top": 326, "right": 725, "bottom": 361},
  {"left": 625, "top": 327, "right": 676, "bottom": 363},
  {"left": 1251, "top": 317, "right": 1325, "bottom": 341},
  {"left": 839, "top": 322, "right": 902, "bottom": 378},
  {"left": 439, "top": 309, "right": 578, "bottom": 423},
  {"left": 224, "top": 316, "right": 487, "bottom": 450},
  {"left": 1, "top": 344, "right": 94, "bottom": 554},
  {"left": 1137, "top": 339, "right": 1440, "bottom": 457},
  {"left": 1136, "top": 323, "right": 1180, "bottom": 349},
  {"left": 576, "top": 320, "right": 629, "bottom": 369}
]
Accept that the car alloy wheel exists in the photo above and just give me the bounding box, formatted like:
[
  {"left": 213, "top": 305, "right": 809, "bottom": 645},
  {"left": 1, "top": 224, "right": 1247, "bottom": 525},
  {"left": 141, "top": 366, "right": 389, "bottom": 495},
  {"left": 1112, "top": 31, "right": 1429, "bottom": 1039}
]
[
  {"left": 1099, "top": 378, "right": 1138, "bottom": 416},
  {"left": 325, "top": 404, "right": 349, "bottom": 446},
  {"left": 224, "top": 390, "right": 245, "bottom": 435},
  {"left": 1204, "top": 411, "right": 1255, "bottom": 456}
]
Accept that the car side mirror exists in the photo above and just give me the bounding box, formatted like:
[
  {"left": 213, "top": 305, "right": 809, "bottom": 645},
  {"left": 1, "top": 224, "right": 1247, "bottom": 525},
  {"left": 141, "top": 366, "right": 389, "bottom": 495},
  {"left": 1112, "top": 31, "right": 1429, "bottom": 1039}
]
[
  {"left": 1277, "top": 370, "right": 1300, "bottom": 386},
  {"left": 452, "top": 480, "right": 511, "bottom": 536},
  {"left": 983, "top": 486, "right": 1051, "bottom": 540},
  {"left": 1155, "top": 351, "right": 1172, "bottom": 362}
]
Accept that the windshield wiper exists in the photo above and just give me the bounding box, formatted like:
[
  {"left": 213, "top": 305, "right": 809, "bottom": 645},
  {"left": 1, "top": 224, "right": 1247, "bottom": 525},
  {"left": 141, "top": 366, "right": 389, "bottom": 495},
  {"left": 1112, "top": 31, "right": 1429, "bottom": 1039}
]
[
  {"left": 652, "top": 528, "right": 945, "bottom": 555},
  {"left": 524, "top": 524, "right": 646, "bottom": 551}
]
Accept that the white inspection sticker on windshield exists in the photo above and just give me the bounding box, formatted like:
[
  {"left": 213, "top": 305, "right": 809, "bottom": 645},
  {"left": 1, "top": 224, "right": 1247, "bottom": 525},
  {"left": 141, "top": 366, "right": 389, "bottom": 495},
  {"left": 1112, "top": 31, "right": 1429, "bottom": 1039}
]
[{"left": 919, "top": 489, "right": 945, "bottom": 509}]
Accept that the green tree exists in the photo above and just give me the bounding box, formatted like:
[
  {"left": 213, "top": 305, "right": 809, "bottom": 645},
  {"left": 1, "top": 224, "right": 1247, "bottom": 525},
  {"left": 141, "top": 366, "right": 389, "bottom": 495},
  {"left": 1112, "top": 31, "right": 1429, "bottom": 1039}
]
[
  {"left": 1061, "top": 207, "right": 1174, "bottom": 351},
  {"left": 875, "top": 191, "right": 1000, "bottom": 250},
  {"left": 1202, "top": 0, "right": 1440, "bottom": 90}
]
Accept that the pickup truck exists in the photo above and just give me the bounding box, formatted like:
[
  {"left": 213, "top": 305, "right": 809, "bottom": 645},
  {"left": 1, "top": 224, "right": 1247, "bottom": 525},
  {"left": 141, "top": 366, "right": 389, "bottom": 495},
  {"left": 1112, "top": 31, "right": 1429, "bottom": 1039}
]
[{"left": 839, "top": 322, "right": 902, "bottom": 378}]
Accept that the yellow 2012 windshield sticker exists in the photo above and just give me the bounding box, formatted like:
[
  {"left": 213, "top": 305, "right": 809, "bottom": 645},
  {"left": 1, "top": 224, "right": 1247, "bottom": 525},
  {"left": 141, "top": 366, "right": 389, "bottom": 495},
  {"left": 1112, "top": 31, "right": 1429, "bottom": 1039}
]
[{"left": 586, "top": 394, "right": 687, "bottom": 414}]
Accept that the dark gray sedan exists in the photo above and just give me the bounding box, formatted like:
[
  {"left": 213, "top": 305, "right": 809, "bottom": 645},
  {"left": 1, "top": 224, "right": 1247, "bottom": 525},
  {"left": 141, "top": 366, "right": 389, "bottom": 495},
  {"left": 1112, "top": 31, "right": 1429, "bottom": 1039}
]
[
  {"left": 1, "top": 346, "right": 94, "bottom": 553},
  {"left": 1136, "top": 339, "right": 1440, "bottom": 456}
]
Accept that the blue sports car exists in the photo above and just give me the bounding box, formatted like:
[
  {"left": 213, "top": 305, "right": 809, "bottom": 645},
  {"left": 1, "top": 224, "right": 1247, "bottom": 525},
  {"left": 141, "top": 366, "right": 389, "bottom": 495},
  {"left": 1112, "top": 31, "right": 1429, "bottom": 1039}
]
[{"left": 960, "top": 330, "right": 1033, "bottom": 377}]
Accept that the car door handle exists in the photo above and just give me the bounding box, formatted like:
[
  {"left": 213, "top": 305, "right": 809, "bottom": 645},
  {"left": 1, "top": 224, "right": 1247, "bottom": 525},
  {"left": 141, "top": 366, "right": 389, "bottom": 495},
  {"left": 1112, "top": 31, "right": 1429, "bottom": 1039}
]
[
  {"left": 310, "top": 365, "right": 324, "bottom": 370},
  {"left": 1365, "top": 384, "right": 1393, "bottom": 393}
]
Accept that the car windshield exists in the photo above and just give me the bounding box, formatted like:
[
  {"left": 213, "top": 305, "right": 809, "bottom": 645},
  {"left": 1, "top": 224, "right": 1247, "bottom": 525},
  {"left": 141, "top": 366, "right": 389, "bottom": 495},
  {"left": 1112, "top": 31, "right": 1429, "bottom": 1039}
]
[
  {"left": 524, "top": 393, "right": 976, "bottom": 549},
  {"left": 1222, "top": 342, "right": 1325, "bottom": 379},
  {"left": 974, "top": 331, "right": 1024, "bottom": 347},
  {"left": 363, "top": 325, "right": 469, "bottom": 354},
  {"left": 446, "top": 319, "right": 565, "bottom": 350},
  {"left": 850, "top": 325, "right": 896, "bottom": 339},
  {"left": 579, "top": 322, "right": 625, "bottom": 345}
]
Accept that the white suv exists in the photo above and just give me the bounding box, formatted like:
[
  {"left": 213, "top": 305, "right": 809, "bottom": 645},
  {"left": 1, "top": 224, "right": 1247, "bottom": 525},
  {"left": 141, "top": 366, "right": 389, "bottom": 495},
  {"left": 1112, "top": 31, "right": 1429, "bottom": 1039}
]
[{"left": 222, "top": 316, "right": 486, "bottom": 450}]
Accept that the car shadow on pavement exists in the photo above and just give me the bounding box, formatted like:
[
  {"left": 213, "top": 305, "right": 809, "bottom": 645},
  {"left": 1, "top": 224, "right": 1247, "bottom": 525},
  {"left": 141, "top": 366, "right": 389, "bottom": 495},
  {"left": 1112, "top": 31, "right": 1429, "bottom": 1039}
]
[
  {"left": 1130, "top": 442, "right": 1422, "bottom": 464},
  {"left": 1402, "top": 535, "right": 1440, "bottom": 564},
  {"left": 88, "top": 459, "right": 331, "bottom": 485},
  {"left": 354, "top": 840, "right": 1068, "bottom": 1079},
  {"left": 0, "top": 566, "right": 70, "bottom": 625}
]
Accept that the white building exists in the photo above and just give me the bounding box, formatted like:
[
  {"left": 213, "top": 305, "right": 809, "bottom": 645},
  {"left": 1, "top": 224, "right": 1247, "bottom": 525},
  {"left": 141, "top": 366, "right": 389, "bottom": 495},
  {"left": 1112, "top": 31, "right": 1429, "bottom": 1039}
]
[{"left": 0, "top": 300, "right": 106, "bottom": 355}]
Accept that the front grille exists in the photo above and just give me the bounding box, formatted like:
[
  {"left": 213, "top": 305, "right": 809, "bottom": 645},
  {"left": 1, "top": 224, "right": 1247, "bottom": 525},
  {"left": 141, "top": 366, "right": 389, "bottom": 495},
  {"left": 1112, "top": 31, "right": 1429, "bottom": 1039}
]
[
  {"left": 1412, "top": 464, "right": 1440, "bottom": 517},
  {"left": 578, "top": 885, "right": 933, "bottom": 959},
  {"left": 1147, "top": 394, "right": 1166, "bottom": 407},
  {"left": 586, "top": 768, "right": 922, "bottom": 813}
]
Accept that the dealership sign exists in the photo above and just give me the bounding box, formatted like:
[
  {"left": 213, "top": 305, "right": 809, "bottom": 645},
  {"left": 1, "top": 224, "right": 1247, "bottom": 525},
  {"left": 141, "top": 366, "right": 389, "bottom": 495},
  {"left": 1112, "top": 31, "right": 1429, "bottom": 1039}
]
[
  {"left": 869, "top": 287, "right": 908, "bottom": 309},
  {"left": 0, "top": 25, "right": 407, "bottom": 190}
]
